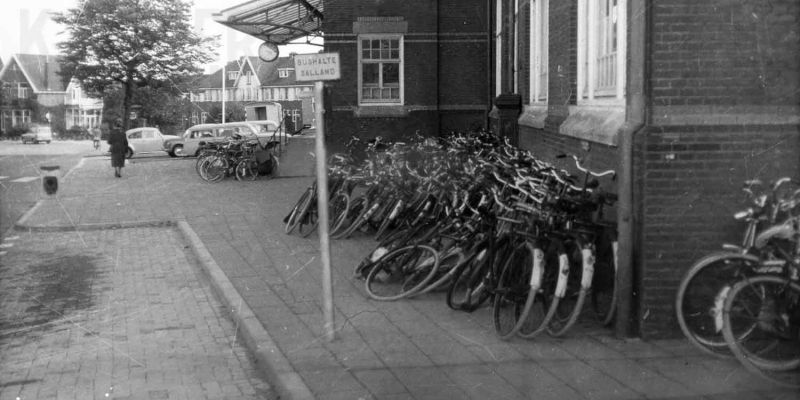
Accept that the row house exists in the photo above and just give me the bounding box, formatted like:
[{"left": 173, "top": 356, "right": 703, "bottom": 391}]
[
  {"left": 0, "top": 54, "right": 102, "bottom": 134},
  {"left": 215, "top": 1, "right": 799, "bottom": 338},
  {"left": 188, "top": 55, "right": 314, "bottom": 126}
]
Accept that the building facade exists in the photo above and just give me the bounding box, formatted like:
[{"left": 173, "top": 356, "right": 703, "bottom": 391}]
[
  {"left": 0, "top": 54, "right": 102, "bottom": 135},
  {"left": 492, "top": 0, "right": 800, "bottom": 337},
  {"left": 188, "top": 55, "right": 314, "bottom": 127},
  {"left": 215, "top": 0, "right": 799, "bottom": 338},
  {"left": 323, "top": 0, "right": 491, "bottom": 149}
]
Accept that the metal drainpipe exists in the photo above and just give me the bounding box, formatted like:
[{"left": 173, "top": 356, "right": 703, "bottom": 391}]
[{"left": 615, "top": 0, "right": 648, "bottom": 338}]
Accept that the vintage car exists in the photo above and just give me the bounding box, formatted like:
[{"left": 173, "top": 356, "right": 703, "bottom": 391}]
[
  {"left": 20, "top": 124, "right": 53, "bottom": 144},
  {"left": 122, "top": 127, "right": 180, "bottom": 158},
  {"left": 163, "top": 121, "right": 280, "bottom": 157}
]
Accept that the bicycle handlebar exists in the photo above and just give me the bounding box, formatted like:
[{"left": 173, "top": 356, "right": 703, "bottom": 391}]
[{"left": 557, "top": 154, "right": 616, "bottom": 179}]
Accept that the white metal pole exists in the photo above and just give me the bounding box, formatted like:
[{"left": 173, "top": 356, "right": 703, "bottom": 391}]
[
  {"left": 313, "top": 80, "right": 335, "bottom": 342},
  {"left": 222, "top": 30, "right": 227, "bottom": 123}
]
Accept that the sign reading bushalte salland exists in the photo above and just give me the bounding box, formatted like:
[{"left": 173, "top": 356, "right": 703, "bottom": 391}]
[{"left": 293, "top": 53, "right": 341, "bottom": 81}]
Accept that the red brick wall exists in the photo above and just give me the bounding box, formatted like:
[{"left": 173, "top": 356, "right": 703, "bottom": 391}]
[
  {"left": 640, "top": 0, "right": 800, "bottom": 338},
  {"left": 322, "top": 0, "right": 490, "bottom": 147}
]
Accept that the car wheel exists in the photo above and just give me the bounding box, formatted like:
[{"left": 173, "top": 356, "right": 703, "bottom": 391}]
[
  {"left": 125, "top": 148, "right": 134, "bottom": 159},
  {"left": 172, "top": 144, "right": 184, "bottom": 157},
  {"left": 46, "top": 141, "right": 51, "bottom": 144}
]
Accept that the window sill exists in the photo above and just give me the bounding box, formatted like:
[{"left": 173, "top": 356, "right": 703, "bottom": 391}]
[
  {"left": 559, "top": 104, "right": 625, "bottom": 147},
  {"left": 354, "top": 105, "right": 409, "bottom": 118},
  {"left": 518, "top": 105, "right": 548, "bottom": 129}
]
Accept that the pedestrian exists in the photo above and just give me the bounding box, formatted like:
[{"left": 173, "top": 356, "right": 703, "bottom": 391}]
[
  {"left": 107, "top": 118, "right": 128, "bottom": 178},
  {"left": 91, "top": 126, "right": 102, "bottom": 150}
]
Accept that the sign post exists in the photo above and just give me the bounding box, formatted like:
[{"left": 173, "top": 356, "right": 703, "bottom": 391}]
[{"left": 294, "top": 53, "right": 340, "bottom": 342}]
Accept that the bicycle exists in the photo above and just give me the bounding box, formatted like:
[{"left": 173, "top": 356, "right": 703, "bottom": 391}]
[
  {"left": 721, "top": 212, "right": 800, "bottom": 388},
  {"left": 676, "top": 178, "right": 800, "bottom": 357}
]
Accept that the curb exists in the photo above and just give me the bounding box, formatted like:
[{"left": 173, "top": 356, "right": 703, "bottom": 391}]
[{"left": 176, "top": 221, "right": 314, "bottom": 400}]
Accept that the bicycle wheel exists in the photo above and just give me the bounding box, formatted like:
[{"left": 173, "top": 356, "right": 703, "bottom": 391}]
[
  {"left": 676, "top": 253, "right": 759, "bottom": 357},
  {"left": 722, "top": 274, "right": 800, "bottom": 387},
  {"left": 375, "top": 198, "right": 404, "bottom": 240},
  {"left": 493, "top": 242, "right": 538, "bottom": 340},
  {"left": 202, "top": 156, "right": 228, "bottom": 182},
  {"left": 235, "top": 158, "right": 259, "bottom": 181},
  {"left": 285, "top": 189, "right": 313, "bottom": 234},
  {"left": 546, "top": 238, "right": 588, "bottom": 337},
  {"left": 331, "top": 195, "right": 368, "bottom": 240},
  {"left": 365, "top": 245, "right": 439, "bottom": 301},
  {"left": 297, "top": 201, "right": 319, "bottom": 238},
  {"left": 415, "top": 248, "right": 466, "bottom": 295},
  {"left": 591, "top": 229, "right": 618, "bottom": 325},
  {"left": 446, "top": 242, "right": 491, "bottom": 311},
  {"left": 329, "top": 192, "right": 351, "bottom": 236},
  {"left": 517, "top": 241, "right": 554, "bottom": 339}
]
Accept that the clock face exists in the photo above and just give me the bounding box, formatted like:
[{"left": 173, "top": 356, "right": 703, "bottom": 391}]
[{"left": 258, "top": 41, "right": 279, "bottom": 62}]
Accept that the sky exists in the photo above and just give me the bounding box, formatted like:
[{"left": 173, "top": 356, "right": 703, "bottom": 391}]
[{"left": 0, "top": 0, "right": 322, "bottom": 72}]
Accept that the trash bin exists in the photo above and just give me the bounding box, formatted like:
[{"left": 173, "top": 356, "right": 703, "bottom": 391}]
[{"left": 40, "top": 165, "right": 60, "bottom": 196}]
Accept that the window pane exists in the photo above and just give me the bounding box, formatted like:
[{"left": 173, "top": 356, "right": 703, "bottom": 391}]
[
  {"left": 383, "top": 63, "right": 399, "bottom": 85},
  {"left": 362, "top": 63, "right": 379, "bottom": 85}
]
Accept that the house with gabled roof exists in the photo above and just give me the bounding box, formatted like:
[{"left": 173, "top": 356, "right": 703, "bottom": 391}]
[
  {"left": 0, "top": 54, "right": 103, "bottom": 135},
  {"left": 188, "top": 55, "right": 313, "bottom": 126}
]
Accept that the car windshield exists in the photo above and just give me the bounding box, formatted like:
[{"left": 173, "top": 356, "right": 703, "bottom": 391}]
[{"left": 32, "top": 126, "right": 51, "bottom": 133}]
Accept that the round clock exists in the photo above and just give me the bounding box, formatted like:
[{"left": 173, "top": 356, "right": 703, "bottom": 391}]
[{"left": 258, "top": 41, "right": 279, "bottom": 62}]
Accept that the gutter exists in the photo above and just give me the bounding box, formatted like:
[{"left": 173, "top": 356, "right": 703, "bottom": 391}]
[{"left": 615, "top": 0, "right": 648, "bottom": 338}]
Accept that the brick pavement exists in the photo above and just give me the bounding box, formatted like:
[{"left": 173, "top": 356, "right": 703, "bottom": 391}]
[
  {"left": 10, "top": 155, "right": 799, "bottom": 399},
  {"left": 0, "top": 225, "right": 274, "bottom": 400}
]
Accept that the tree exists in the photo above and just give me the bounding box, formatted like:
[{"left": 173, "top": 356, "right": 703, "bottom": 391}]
[{"left": 53, "top": 0, "right": 217, "bottom": 130}]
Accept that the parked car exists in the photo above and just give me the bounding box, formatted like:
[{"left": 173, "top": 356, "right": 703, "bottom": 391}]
[
  {"left": 21, "top": 124, "right": 53, "bottom": 144},
  {"left": 163, "top": 122, "right": 271, "bottom": 157},
  {"left": 120, "top": 127, "right": 180, "bottom": 158}
]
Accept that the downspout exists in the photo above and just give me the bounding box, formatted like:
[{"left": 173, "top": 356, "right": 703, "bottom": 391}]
[
  {"left": 616, "top": 0, "right": 648, "bottom": 338},
  {"left": 486, "top": 0, "right": 494, "bottom": 126}
]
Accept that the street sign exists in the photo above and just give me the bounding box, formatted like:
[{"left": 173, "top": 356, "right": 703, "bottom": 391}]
[{"left": 294, "top": 53, "right": 341, "bottom": 82}]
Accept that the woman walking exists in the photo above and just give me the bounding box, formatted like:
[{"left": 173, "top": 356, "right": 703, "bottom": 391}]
[{"left": 107, "top": 118, "right": 128, "bottom": 178}]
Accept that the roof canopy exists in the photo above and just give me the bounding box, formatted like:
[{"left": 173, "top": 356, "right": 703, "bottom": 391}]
[{"left": 213, "top": 0, "right": 323, "bottom": 45}]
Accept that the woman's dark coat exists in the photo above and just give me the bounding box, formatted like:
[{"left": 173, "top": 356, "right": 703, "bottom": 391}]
[{"left": 107, "top": 129, "right": 129, "bottom": 168}]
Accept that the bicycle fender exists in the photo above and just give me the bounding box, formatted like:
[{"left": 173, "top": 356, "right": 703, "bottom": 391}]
[
  {"left": 754, "top": 223, "right": 798, "bottom": 249},
  {"left": 529, "top": 247, "right": 544, "bottom": 288},
  {"left": 580, "top": 248, "right": 595, "bottom": 289},
  {"left": 554, "top": 254, "right": 570, "bottom": 297}
]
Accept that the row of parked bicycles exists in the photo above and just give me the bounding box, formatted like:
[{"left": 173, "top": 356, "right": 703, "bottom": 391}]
[
  {"left": 195, "top": 134, "right": 280, "bottom": 182},
  {"left": 676, "top": 177, "right": 800, "bottom": 387},
  {"left": 284, "top": 131, "right": 620, "bottom": 340}
]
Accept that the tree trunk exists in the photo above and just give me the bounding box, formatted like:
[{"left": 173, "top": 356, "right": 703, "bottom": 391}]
[{"left": 122, "top": 74, "right": 134, "bottom": 131}]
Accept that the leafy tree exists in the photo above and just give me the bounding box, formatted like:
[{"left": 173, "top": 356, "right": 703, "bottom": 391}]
[{"left": 53, "top": 0, "right": 217, "bottom": 130}]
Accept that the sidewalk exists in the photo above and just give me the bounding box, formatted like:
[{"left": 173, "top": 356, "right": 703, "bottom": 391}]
[{"left": 15, "top": 156, "right": 798, "bottom": 400}]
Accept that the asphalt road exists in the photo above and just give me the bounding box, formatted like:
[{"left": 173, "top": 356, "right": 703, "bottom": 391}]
[{"left": 0, "top": 139, "right": 174, "bottom": 236}]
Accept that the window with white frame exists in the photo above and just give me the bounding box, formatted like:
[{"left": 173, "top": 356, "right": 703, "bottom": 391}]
[
  {"left": 17, "top": 84, "right": 30, "bottom": 99},
  {"left": 12, "top": 109, "right": 31, "bottom": 126},
  {"left": 530, "top": 0, "right": 549, "bottom": 103},
  {"left": 228, "top": 71, "right": 237, "bottom": 81},
  {"left": 577, "top": 0, "right": 626, "bottom": 102},
  {"left": 278, "top": 68, "right": 293, "bottom": 78},
  {"left": 358, "top": 35, "right": 403, "bottom": 105}
]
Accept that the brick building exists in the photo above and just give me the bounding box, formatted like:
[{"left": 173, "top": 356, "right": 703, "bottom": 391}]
[
  {"left": 215, "top": 0, "right": 799, "bottom": 338},
  {"left": 495, "top": 0, "right": 799, "bottom": 338},
  {"left": 0, "top": 54, "right": 103, "bottom": 135},
  {"left": 188, "top": 56, "right": 313, "bottom": 126}
]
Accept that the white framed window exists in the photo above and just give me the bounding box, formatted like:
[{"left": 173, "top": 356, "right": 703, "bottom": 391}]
[
  {"left": 18, "top": 84, "right": 30, "bottom": 99},
  {"left": 358, "top": 35, "right": 403, "bottom": 105},
  {"left": 278, "top": 68, "right": 293, "bottom": 78},
  {"left": 530, "top": 0, "right": 549, "bottom": 103},
  {"left": 228, "top": 71, "right": 237, "bottom": 81},
  {"left": 577, "top": 0, "right": 626, "bottom": 103},
  {"left": 12, "top": 109, "right": 31, "bottom": 126}
]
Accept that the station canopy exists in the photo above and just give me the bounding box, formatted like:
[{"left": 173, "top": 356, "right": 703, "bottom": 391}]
[{"left": 213, "top": 0, "right": 323, "bottom": 45}]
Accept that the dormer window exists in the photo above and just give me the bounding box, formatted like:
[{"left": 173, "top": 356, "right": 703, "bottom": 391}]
[{"left": 228, "top": 71, "right": 238, "bottom": 80}]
